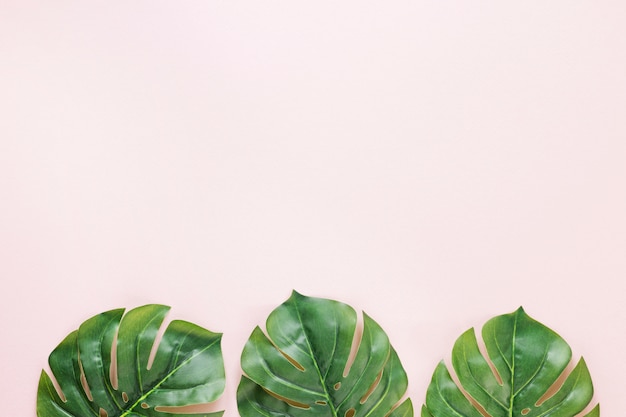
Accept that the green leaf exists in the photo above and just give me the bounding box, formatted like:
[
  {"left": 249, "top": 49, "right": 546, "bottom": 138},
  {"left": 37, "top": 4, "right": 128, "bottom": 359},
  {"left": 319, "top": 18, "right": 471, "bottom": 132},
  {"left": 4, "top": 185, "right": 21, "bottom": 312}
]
[
  {"left": 422, "top": 307, "right": 598, "bottom": 417},
  {"left": 237, "top": 290, "right": 413, "bottom": 417},
  {"left": 37, "top": 304, "right": 225, "bottom": 417}
]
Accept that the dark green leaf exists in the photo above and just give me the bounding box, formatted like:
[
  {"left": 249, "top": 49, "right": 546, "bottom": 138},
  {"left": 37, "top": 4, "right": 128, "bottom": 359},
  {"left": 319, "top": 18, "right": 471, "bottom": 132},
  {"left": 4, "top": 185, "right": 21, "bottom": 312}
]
[
  {"left": 422, "top": 307, "right": 598, "bottom": 417},
  {"left": 237, "top": 291, "right": 413, "bottom": 417},
  {"left": 37, "top": 304, "right": 225, "bottom": 417}
]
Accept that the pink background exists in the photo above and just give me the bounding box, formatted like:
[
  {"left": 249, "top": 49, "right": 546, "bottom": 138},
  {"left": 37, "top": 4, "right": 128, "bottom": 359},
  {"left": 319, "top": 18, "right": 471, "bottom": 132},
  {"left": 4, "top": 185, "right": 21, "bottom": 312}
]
[{"left": 1, "top": 1, "right": 624, "bottom": 416}]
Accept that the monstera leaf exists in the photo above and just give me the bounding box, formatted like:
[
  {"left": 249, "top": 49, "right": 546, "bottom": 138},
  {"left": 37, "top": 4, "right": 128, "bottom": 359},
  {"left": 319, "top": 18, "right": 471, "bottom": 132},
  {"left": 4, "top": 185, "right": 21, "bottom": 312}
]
[
  {"left": 422, "top": 307, "right": 599, "bottom": 417},
  {"left": 237, "top": 291, "right": 413, "bottom": 417},
  {"left": 37, "top": 304, "right": 225, "bottom": 417}
]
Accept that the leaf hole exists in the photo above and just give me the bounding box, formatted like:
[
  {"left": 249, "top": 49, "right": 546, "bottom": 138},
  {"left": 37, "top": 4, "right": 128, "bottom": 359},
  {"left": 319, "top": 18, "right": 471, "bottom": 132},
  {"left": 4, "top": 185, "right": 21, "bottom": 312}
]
[
  {"left": 262, "top": 387, "right": 311, "bottom": 410},
  {"left": 535, "top": 358, "right": 576, "bottom": 407},
  {"left": 99, "top": 407, "right": 108, "bottom": 417},
  {"left": 265, "top": 333, "right": 306, "bottom": 372},
  {"left": 465, "top": 395, "right": 492, "bottom": 417},
  {"left": 80, "top": 372, "right": 93, "bottom": 401},
  {"left": 141, "top": 402, "right": 150, "bottom": 409},
  {"left": 334, "top": 382, "right": 342, "bottom": 390},
  {"left": 521, "top": 408, "right": 531, "bottom": 415},
  {"left": 147, "top": 313, "right": 170, "bottom": 370},
  {"left": 278, "top": 348, "right": 306, "bottom": 372},
  {"left": 343, "top": 313, "right": 363, "bottom": 377},
  {"left": 345, "top": 408, "right": 356, "bottom": 417},
  {"left": 316, "top": 401, "right": 328, "bottom": 406},
  {"left": 45, "top": 368, "right": 67, "bottom": 403},
  {"left": 110, "top": 327, "right": 119, "bottom": 390},
  {"left": 360, "top": 369, "right": 383, "bottom": 404},
  {"left": 78, "top": 352, "right": 94, "bottom": 401},
  {"left": 122, "top": 392, "right": 129, "bottom": 403}
]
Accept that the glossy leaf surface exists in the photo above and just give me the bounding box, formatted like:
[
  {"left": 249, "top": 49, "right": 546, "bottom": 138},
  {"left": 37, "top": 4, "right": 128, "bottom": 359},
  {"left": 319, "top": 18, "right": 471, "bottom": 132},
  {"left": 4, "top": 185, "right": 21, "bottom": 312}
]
[
  {"left": 422, "top": 307, "right": 598, "bottom": 417},
  {"left": 37, "top": 304, "right": 225, "bottom": 417},
  {"left": 237, "top": 291, "right": 413, "bottom": 417}
]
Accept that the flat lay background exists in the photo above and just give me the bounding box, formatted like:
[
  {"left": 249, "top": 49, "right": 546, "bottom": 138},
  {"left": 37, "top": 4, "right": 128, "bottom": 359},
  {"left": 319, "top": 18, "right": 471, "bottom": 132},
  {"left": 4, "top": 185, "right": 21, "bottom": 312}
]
[{"left": 1, "top": 1, "right": 624, "bottom": 416}]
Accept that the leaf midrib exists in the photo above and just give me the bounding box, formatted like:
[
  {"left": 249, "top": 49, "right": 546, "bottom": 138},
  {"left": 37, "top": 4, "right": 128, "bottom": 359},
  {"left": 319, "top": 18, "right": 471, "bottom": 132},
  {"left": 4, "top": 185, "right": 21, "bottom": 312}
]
[
  {"left": 292, "top": 296, "right": 339, "bottom": 417},
  {"left": 119, "top": 333, "right": 220, "bottom": 417}
]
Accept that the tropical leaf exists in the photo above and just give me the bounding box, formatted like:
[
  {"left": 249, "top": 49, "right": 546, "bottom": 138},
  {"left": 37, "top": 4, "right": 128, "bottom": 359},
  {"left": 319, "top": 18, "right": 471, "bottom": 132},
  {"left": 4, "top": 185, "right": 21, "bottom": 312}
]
[
  {"left": 237, "top": 290, "right": 413, "bottom": 417},
  {"left": 37, "top": 304, "right": 225, "bottom": 417},
  {"left": 421, "top": 307, "right": 599, "bottom": 417}
]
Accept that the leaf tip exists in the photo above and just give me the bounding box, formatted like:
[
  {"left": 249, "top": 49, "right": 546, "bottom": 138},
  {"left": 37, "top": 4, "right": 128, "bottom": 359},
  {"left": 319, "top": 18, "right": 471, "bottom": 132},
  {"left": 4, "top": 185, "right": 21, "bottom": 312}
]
[{"left": 512, "top": 306, "right": 530, "bottom": 320}]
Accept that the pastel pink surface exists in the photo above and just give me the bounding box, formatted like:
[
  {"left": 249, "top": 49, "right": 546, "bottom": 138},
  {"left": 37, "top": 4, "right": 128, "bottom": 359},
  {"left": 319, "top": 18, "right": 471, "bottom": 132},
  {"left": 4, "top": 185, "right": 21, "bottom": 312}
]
[{"left": 1, "top": 1, "right": 624, "bottom": 416}]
